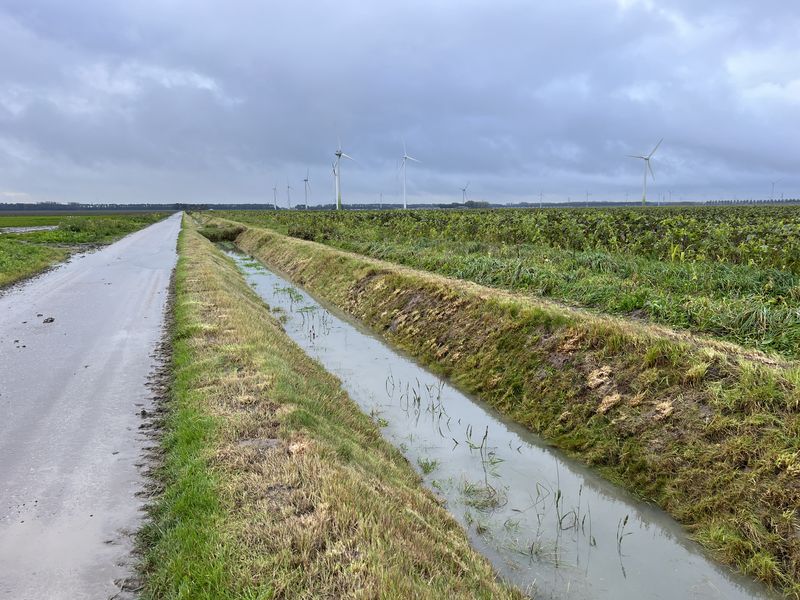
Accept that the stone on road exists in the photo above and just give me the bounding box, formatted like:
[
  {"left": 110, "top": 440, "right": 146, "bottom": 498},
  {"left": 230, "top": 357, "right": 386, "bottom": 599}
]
[{"left": 0, "top": 213, "right": 181, "bottom": 600}]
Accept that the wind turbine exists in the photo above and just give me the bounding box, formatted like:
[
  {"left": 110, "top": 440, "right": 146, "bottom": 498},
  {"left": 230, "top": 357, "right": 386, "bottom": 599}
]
[
  {"left": 286, "top": 180, "right": 292, "bottom": 209},
  {"left": 272, "top": 185, "right": 278, "bottom": 210},
  {"left": 400, "top": 141, "right": 420, "bottom": 210},
  {"left": 333, "top": 140, "right": 354, "bottom": 210},
  {"left": 461, "top": 182, "right": 470, "bottom": 203},
  {"left": 303, "top": 169, "right": 311, "bottom": 209},
  {"left": 771, "top": 179, "right": 781, "bottom": 201},
  {"left": 627, "top": 138, "right": 663, "bottom": 205}
]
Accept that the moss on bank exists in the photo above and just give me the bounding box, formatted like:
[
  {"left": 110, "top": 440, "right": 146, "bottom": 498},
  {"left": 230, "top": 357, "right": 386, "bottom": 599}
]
[
  {"left": 140, "top": 219, "right": 519, "bottom": 599},
  {"left": 227, "top": 221, "right": 800, "bottom": 597}
]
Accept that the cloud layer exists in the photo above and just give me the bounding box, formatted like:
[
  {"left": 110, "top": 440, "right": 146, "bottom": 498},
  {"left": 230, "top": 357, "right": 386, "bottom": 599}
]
[{"left": 1, "top": 0, "right": 798, "bottom": 204}]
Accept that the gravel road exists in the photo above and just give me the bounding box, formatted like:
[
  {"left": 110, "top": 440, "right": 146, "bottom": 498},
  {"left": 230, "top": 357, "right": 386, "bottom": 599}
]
[{"left": 0, "top": 212, "right": 181, "bottom": 599}]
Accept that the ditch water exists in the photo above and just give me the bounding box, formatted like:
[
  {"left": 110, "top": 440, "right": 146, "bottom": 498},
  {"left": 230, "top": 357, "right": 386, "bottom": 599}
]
[
  {"left": 229, "top": 250, "right": 774, "bottom": 600},
  {"left": 0, "top": 225, "right": 58, "bottom": 234}
]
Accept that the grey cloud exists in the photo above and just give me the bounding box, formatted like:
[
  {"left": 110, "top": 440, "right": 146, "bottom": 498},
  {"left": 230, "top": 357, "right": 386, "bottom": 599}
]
[{"left": 0, "top": 0, "right": 798, "bottom": 205}]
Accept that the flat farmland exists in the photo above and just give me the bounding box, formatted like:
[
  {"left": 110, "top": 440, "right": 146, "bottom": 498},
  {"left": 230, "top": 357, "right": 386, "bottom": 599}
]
[
  {"left": 0, "top": 212, "right": 168, "bottom": 287},
  {"left": 220, "top": 206, "right": 800, "bottom": 359}
]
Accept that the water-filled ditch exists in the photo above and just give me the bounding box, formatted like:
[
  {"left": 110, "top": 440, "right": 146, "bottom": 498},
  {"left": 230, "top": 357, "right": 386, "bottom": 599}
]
[{"left": 229, "top": 249, "right": 773, "bottom": 600}]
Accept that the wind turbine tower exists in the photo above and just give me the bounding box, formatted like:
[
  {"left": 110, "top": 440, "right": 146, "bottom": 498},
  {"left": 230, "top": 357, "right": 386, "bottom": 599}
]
[
  {"left": 303, "top": 169, "right": 311, "bottom": 209},
  {"left": 461, "top": 182, "right": 470, "bottom": 203},
  {"left": 286, "top": 181, "right": 292, "bottom": 209},
  {"left": 771, "top": 179, "right": 781, "bottom": 201},
  {"left": 400, "top": 141, "right": 420, "bottom": 210},
  {"left": 627, "top": 138, "right": 663, "bottom": 205},
  {"left": 333, "top": 141, "right": 354, "bottom": 210},
  {"left": 272, "top": 185, "right": 278, "bottom": 210}
]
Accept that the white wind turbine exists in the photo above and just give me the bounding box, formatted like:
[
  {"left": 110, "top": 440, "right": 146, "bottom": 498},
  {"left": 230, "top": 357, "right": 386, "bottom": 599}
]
[
  {"left": 272, "top": 185, "right": 278, "bottom": 210},
  {"left": 771, "top": 179, "right": 781, "bottom": 201},
  {"left": 400, "top": 141, "right": 420, "bottom": 210},
  {"left": 303, "top": 169, "right": 311, "bottom": 208},
  {"left": 627, "top": 138, "right": 663, "bottom": 205},
  {"left": 333, "top": 140, "right": 354, "bottom": 210},
  {"left": 461, "top": 182, "right": 470, "bottom": 203},
  {"left": 286, "top": 180, "right": 292, "bottom": 209}
]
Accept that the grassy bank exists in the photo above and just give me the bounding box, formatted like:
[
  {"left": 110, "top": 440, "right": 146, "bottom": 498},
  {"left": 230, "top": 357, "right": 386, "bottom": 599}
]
[
  {"left": 223, "top": 220, "right": 800, "bottom": 597},
  {"left": 0, "top": 213, "right": 166, "bottom": 288},
  {"left": 220, "top": 209, "right": 800, "bottom": 360},
  {"left": 140, "top": 220, "right": 519, "bottom": 599}
]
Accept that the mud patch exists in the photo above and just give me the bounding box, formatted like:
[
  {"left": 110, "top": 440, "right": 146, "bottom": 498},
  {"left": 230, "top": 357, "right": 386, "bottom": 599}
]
[{"left": 130, "top": 264, "right": 177, "bottom": 598}]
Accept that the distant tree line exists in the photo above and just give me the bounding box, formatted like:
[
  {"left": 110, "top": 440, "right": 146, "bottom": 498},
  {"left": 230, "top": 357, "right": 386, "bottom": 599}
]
[
  {"left": 705, "top": 198, "right": 798, "bottom": 205},
  {"left": 2, "top": 198, "right": 796, "bottom": 212}
]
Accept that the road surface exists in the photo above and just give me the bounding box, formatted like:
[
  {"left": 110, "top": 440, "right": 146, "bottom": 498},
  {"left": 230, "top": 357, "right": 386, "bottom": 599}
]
[{"left": 0, "top": 213, "right": 181, "bottom": 599}]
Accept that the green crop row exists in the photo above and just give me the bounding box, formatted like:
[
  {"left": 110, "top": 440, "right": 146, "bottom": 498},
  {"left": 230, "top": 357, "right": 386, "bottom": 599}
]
[
  {"left": 223, "top": 205, "right": 800, "bottom": 273},
  {"left": 216, "top": 207, "right": 800, "bottom": 359}
]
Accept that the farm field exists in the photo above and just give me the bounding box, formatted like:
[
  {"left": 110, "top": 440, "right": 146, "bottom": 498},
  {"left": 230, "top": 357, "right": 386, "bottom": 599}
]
[
  {"left": 219, "top": 206, "right": 800, "bottom": 360},
  {"left": 202, "top": 210, "right": 800, "bottom": 597},
  {"left": 0, "top": 213, "right": 168, "bottom": 287}
]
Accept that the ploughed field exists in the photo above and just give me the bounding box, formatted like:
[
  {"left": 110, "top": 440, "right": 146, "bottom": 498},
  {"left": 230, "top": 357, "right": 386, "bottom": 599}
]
[
  {"left": 219, "top": 206, "right": 800, "bottom": 360},
  {"left": 0, "top": 213, "right": 167, "bottom": 287}
]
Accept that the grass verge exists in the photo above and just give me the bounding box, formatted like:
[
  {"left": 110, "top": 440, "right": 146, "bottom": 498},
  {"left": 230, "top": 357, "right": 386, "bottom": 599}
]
[
  {"left": 222, "top": 219, "right": 800, "bottom": 597},
  {"left": 139, "top": 219, "right": 520, "bottom": 599}
]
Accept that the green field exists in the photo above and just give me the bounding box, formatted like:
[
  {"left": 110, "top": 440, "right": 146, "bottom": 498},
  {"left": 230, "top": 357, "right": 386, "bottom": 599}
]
[
  {"left": 0, "top": 213, "right": 167, "bottom": 287},
  {"left": 0, "top": 215, "right": 64, "bottom": 227},
  {"left": 218, "top": 207, "right": 800, "bottom": 359}
]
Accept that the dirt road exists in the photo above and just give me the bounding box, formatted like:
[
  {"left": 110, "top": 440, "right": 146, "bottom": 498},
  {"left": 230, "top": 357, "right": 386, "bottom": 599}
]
[{"left": 0, "top": 213, "right": 181, "bottom": 599}]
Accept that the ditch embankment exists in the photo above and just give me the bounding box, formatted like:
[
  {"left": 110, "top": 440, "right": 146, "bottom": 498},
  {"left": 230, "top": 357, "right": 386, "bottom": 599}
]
[{"left": 213, "top": 218, "right": 800, "bottom": 597}]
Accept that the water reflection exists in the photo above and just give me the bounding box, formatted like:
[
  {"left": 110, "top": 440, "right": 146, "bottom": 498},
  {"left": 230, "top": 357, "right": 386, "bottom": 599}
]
[{"left": 230, "top": 251, "right": 773, "bottom": 600}]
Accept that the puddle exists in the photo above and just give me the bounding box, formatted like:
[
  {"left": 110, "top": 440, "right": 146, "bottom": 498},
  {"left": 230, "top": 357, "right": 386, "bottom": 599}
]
[
  {"left": 229, "top": 250, "right": 775, "bottom": 600},
  {"left": 0, "top": 225, "right": 59, "bottom": 234}
]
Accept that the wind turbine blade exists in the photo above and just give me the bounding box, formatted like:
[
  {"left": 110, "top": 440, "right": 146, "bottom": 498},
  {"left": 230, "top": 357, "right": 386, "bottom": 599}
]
[
  {"left": 627, "top": 155, "right": 646, "bottom": 159},
  {"left": 647, "top": 159, "right": 655, "bottom": 181},
  {"left": 340, "top": 152, "right": 354, "bottom": 161},
  {"left": 466, "top": 182, "right": 470, "bottom": 190},
  {"left": 406, "top": 155, "right": 420, "bottom": 163},
  {"left": 648, "top": 138, "right": 663, "bottom": 158}
]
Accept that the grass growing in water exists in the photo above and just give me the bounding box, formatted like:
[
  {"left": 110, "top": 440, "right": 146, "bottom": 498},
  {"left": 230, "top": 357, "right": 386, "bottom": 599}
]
[{"left": 417, "top": 457, "right": 439, "bottom": 475}]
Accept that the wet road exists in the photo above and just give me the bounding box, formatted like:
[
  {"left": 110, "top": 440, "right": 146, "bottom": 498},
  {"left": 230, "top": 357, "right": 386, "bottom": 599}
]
[{"left": 0, "top": 213, "right": 181, "bottom": 600}]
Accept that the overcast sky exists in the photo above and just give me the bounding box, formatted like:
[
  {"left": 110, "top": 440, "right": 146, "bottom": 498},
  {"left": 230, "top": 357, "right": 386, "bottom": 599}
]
[{"left": 1, "top": 0, "right": 798, "bottom": 205}]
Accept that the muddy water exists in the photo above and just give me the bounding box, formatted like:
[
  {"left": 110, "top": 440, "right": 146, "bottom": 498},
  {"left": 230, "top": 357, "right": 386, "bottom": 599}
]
[
  {"left": 0, "top": 225, "right": 58, "bottom": 234},
  {"left": 230, "top": 251, "right": 773, "bottom": 600}
]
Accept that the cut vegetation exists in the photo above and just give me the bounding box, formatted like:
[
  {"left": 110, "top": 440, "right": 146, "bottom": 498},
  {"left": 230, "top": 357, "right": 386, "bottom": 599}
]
[
  {"left": 140, "top": 220, "right": 520, "bottom": 599},
  {"left": 202, "top": 214, "right": 800, "bottom": 597}
]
